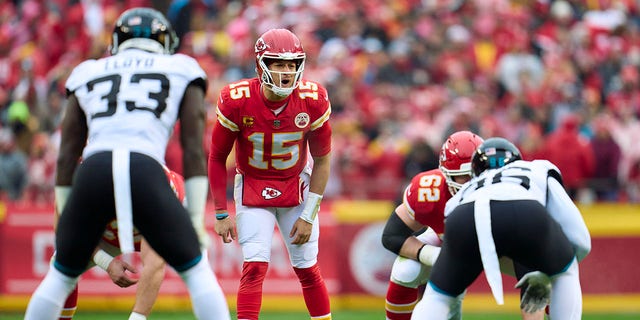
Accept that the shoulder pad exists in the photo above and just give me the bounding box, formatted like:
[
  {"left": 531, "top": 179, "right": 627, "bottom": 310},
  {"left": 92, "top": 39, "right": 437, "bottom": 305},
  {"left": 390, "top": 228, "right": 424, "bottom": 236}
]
[
  {"left": 531, "top": 159, "right": 563, "bottom": 186},
  {"left": 65, "top": 59, "right": 99, "bottom": 94}
]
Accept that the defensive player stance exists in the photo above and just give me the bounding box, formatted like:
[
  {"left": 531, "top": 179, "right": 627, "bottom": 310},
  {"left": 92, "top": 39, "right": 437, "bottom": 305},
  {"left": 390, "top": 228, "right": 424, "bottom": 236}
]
[
  {"left": 209, "top": 28, "right": 332, "bottom": 320},
  {"left": 57, "top": 167, "right": 185, "bottom": 320},
  {"left": 381, "top": 131, "right": 484, "bottom": 320},
  {"left": 414, "top": 138, "right": 591, "bottom": 320},
  {"left": 24, "top": 8, "right": 229, "bottom": 320}
]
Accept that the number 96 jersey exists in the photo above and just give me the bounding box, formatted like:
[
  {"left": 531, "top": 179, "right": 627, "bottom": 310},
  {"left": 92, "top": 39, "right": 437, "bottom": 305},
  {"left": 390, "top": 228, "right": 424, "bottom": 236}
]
[
  {"left": 403, "top": 168, "right": 452, "bottom": 235},
  {"left": 65, "top": 49, "right": 207, "bottom": 163}
]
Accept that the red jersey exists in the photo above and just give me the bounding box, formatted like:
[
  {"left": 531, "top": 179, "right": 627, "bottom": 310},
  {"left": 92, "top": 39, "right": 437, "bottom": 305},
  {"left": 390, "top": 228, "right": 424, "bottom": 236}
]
[
  {"left": 102, "top": 167, "right": 186, "bottom": 250},
  {"left": 209, "top": 78, "right": 332, "bottom": 210},
  {"left": 402, "top": 169, "right": 451, "bottom": 235}
]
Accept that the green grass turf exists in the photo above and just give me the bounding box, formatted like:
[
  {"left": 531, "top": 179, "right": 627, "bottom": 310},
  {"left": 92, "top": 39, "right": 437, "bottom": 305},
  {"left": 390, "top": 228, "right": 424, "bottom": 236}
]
[{"left": 3, "top": 311, "right": 640, "bottom": 319}]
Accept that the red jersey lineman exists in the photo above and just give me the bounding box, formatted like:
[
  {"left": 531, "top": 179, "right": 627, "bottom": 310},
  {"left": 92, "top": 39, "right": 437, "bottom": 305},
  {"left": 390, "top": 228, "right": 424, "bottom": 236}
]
[
  {"left": 209, "top": 29, "right": 332, "bottom": 320},
  {"left": 381, "top": 131, "right": 484, "bottom": 320}
]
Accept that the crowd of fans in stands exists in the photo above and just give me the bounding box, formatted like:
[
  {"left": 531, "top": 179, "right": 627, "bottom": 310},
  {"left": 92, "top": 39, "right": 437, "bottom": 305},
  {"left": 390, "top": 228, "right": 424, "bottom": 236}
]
[{"left": 1, "top": 0, "right": 639, "bottom": 205}]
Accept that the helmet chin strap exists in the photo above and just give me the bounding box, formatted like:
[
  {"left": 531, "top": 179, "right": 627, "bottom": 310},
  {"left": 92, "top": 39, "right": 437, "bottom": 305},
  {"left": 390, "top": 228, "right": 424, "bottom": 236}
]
[
  {"left": 261, "top": 72, "right": 295, "bottom": 98},
  {"left": 268, "top": 83, "right": 295, "bottom": 97}
]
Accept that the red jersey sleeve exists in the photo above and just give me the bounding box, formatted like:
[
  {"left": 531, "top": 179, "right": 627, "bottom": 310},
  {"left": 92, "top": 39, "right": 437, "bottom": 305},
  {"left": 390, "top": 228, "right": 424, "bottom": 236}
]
[
  {"left": 305, "top": 81, "right": 332, "bottom": 157},
  {"left": 208, "top": 86, "right": 239, "bottom": 211},
  {"left": 402, "top": 169, "right": 451, "bottom": 234}
]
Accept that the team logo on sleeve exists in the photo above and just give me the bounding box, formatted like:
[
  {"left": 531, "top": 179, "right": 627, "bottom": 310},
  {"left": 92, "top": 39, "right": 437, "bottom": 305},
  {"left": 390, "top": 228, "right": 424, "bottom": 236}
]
[
  {"left": 262, "top": 187, "right": 282, "bottom": 200},
  {"left": 295, "top": 113, "right": 310, "bottom": 128}
]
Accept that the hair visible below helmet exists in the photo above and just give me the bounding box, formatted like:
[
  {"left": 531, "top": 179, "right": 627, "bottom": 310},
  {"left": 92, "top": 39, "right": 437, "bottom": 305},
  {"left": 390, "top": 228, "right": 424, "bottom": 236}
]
[
  {"left": 255, "top": 28, "right": 306, "bottom": 97},
  {"left": 471, "top": 137, "right": 522, "bottom": 177},
  {"left": 111, "top": 7, "right": 178, "bottom": 55},
  {"left": 439, "top": 131, "right": 484, "bottom": 195}
]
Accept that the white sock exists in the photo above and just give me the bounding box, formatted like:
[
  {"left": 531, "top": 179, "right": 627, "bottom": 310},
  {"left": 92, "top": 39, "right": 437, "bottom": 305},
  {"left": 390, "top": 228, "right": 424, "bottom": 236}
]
[
  {"left": 25, "top": 267, "right": 79, "bottom": 320},
  {"left": 179, "top": 257, "right": 230, "bottom": 320},
  {"left": 550, "top": 258, "right": 583, "bottom": 320},
  {"left": 128, "top": 311, "right": 147, "bottom": 320},
  {"left": 411, "top": 283, "right": 455, "bottom": 320}
]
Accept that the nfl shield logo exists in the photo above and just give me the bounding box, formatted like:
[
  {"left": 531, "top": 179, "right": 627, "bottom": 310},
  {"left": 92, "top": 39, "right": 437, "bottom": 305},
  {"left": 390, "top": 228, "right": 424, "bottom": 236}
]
[{"left": 273, "top": 120, "right": 281, "bottom": 128}]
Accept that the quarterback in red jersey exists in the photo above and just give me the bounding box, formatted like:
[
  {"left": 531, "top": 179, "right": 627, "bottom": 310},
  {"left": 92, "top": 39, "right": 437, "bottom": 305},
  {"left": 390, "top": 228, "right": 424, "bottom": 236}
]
[
  {"left": 58, "top": 166, "right": 186, "bottom": 320},
  {"left": 382, "top": 131, "right": 484, "bottom": 320},
  {"left": 209, "top": 28, "right": 332, "bottom": 320}
]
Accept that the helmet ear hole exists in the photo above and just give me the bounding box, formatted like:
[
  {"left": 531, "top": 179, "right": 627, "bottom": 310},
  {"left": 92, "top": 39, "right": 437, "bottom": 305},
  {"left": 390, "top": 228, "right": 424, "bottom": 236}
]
[{"left": 439, "top": 131, "right": 484, "bottom": 195}]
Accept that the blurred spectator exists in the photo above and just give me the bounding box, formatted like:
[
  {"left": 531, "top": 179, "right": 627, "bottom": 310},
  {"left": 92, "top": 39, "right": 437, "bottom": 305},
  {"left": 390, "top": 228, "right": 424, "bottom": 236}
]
[
  {"left": 494, "top": 28, "right": 545, "bottom": 100},
  {"left": 24, "top": 132, "right": 55, "bottom": 205},
  {"left": 533, "top": 0, "right": 577, "bottom": 55},
  {"left": 402, "top": 139, "right": 438, "bottom": 182},
  {"left": 0, "top": 128, "right": 27, "bottom": 201},
  {"left": 587, "top": 115, "right": 622, "bottom": 201},
  {"left": 6, "top": 100, "right": 34, "bottom": 154},
  {"left": 606, "top": 107, "right": 640, "bottom": 202},
  {"left": 628, "top": 159, "right": 640, "bottom": 202},
  {"left": 541, "top": 114, "right": 596, "bottom": 200},
  {"left": 607, "top": 65, "right": 640, "bottom": 118}
]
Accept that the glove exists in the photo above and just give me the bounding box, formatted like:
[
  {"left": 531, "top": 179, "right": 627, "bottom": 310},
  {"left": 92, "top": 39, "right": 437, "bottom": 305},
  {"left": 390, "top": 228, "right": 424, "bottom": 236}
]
[{"left": 515, "top": 271, "right": 551, "bottom": 313}]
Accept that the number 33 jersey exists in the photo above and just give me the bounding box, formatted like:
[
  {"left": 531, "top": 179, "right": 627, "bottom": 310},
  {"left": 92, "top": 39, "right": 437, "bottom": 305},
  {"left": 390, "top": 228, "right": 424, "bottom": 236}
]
[{"left": 65, "top": 49, "right": 206, "bottom": 163}]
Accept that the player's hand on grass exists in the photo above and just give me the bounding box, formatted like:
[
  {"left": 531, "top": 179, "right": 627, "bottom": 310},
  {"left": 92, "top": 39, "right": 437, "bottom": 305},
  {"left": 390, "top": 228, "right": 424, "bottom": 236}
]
[
  {"left": 290, "top": 218, "right": 312, "bottom": 245},
  {"left": 515, "top": 271, "right": 551, "bottom": 314},
  {"left": 107, "top": 258, "right": 138, "bottom": 288},
  {"left": 215, "top": 215, "right": 237, "bottom": 243}
]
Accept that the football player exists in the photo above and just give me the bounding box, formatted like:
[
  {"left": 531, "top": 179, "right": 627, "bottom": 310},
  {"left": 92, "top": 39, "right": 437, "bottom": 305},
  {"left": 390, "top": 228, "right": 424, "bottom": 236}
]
[
  {"left": 25, "top": 8, "right": 229, "bottom": 320},
  {"left": 414, "top": 137, "right": 591, "bottom": 320},
  {"left": 381, "top": 131, "right": 484, "bottom": 320},
  {"left": 209, "top": 28, "right": 332, "bottom": 320},
  {"left": 57, "top": 167, "right": 185, "bottom": 320}
]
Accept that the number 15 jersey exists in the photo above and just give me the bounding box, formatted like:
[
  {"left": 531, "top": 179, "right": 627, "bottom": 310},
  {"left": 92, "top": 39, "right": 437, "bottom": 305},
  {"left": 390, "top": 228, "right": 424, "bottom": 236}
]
[
  {"left": 65, "top": 49, "right": 207, "bottom": 163},
  {"left": 213, "top": 78, "right": 332, "bottom": 180}
]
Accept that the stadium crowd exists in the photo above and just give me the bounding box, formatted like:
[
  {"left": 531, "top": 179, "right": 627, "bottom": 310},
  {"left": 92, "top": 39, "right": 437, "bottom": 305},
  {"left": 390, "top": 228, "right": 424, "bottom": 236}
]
[{"left": 1, "top": 0, "right": 639, "bottom": 205}]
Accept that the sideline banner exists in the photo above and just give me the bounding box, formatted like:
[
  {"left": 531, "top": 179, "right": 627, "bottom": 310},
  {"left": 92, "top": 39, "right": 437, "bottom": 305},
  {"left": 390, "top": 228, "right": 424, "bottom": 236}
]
[
  {"left": 0, "top": 202, "right": 341, "bottom": 297},
  {"left": 1, "top": 201, "right": 639, "bottom": 299}
]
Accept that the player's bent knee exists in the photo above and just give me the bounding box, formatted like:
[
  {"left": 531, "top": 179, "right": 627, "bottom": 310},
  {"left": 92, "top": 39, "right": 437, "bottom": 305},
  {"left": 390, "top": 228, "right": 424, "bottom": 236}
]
[
  {"left": 390, "top": 256, "right": 429, "bottom": 288},
  {"left": 241, "top": 242, "right": 271, "bottom": 262},
  {"left": 288, "top": 243, "right": 319, "bottom": 268}
]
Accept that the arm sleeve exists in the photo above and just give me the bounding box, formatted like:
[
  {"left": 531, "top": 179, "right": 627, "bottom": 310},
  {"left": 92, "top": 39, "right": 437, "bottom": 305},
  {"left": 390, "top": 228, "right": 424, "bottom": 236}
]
[
  {"left": 546, "top": 177, "right": 592, "bottom": 261},
  {"left": 381, "top": 212, "right": 415, "bottom": 255},
  {"left": 207, "top": 121, "right": 237, "bottom": 212}
]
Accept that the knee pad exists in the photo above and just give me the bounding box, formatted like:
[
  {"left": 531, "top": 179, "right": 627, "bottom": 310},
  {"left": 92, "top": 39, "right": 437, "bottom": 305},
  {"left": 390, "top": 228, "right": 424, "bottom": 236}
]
[
  {"left": 288, "top": 242, "right": 319, "bottom": 268},
  {"left": 390, "top": 256, "right": 430, "bottom": 289},
  {"left": 241, "top": 241, "right": 271, "bottom": 262}
]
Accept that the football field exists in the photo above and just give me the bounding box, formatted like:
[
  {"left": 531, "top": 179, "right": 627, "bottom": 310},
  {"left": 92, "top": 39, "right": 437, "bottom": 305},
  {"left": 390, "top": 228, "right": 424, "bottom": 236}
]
[{"left": 3, "top": 311, "right": 639, "bottom": 319}]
